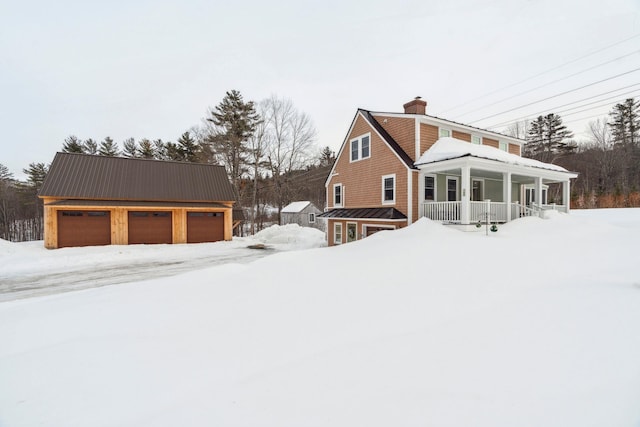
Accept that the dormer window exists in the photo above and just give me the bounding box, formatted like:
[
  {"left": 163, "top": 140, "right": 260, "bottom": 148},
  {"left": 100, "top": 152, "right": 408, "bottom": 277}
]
[
  {"left": 471, "top": 135, "right": 482, "bottom": 145},
  {"left": 350, "top": 134, "right": 371, "bottom": 162},
  {"left": 499, "top": 141, "right": 508, "bottom": 152},
  {"left": 439, "top": 128, "right": 451, "bottom": 138}
]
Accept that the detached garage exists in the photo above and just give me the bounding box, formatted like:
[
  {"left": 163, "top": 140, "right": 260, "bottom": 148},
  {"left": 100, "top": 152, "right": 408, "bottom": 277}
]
[{"left": 39, "top": 153, "right": 237, "bottom": 249}]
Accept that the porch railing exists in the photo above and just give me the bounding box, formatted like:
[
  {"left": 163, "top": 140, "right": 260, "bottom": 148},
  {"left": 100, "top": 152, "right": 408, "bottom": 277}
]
[
  {"left": 470, "top": 201, "right": 507, "bottom": 223},
  {"left": 540, "top": 203, "right": 567, "bottom": 213},
  {"left": 511, "top": 203, "right": 538, "bottom": 219},
  {"left": 422, "top": 201, "right": 461, "bottom": 223}
]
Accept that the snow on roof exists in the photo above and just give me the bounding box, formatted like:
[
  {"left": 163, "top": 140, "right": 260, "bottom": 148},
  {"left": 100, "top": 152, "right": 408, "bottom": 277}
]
[
  {"left": 415, "top": 137, "right": 569, "bottom": 173},
  {"left": 281, "top": 201, "right": 312, "bottom": 213}
]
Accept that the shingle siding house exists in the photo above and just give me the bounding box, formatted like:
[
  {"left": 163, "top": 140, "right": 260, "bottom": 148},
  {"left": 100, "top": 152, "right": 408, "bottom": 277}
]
[
  {"left": 280, "top": 201, "right": 324, "bottom": 231},
  {"left": 320, "top": 98, "right": 578, "bottom": 246},
  {"left": 39, "top": 153, "right": 236, "bottom": 249}
]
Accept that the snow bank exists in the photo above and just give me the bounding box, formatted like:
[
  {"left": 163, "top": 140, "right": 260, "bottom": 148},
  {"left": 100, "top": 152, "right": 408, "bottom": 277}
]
[{"left": 253, "top": 223, "right": 326, "bottom": 249}]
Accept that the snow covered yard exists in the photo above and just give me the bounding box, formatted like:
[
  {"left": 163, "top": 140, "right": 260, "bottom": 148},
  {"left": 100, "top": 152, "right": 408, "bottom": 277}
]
[
  {"left": 0, "top": 224, "right": 326, "bottom": 301},
  {"left": 1, "top": 210, "right": 640, "bottom": 426}
]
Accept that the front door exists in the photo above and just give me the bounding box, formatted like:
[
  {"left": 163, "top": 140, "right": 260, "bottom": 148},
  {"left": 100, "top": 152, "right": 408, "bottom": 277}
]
[
  {"left": 446, "top": 177, "right": 459, "bottom": 201},
  {"left": 472, "top": 179, "right": 484, "bottom": 201}
]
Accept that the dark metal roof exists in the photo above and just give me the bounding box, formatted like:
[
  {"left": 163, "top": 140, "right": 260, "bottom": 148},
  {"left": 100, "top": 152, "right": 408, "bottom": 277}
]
[
  {"left": 46, "top": 200, "right": 230, "bottom": 208},
  {"left": 359, "top": 109, "right": 416, "bottom": 170},
  {"left": 39, "top": 153, "right": 236, "bottom": 202},
  {"left": 318, "top": 207, "right": 407, "bottom": 220}
]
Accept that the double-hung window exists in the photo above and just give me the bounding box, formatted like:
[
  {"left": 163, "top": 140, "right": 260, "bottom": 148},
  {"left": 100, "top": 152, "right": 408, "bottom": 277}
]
[
  {"left": 471, "top": 135, "right": 482, "bottom": 145},
  {"left": 382, "top": 174, "right": 395, "bottom": 204},
  {"left": 308, "top": 213, "right": 315, "bottom": 223},
  {"left": 439, "top": 128, "right": 451, "bottom": 138},
  {"left": 350, "top": 134, "right": 371, "bottom": 162},
  {"left": 334, "top": 223, "right": 343, "bottom": 245},
  {"left": 333, "top": 183, "right": 343, "bottom": 207},
  {"left": 424, "top": 175, "right": 435, "bottom": 201}
]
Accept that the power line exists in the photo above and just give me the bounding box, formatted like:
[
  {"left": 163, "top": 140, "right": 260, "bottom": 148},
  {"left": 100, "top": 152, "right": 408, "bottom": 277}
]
[
  {"left": 440, "top": 33, "right": 640, "bottom": 114},
  {"left": 466, "top": 67, "right": 640, "bottom": 125},
  {"left": 486, "top": 84, "right": 640, "bottom": 129},
  {"left": 454, "top": 50, "right": 640, "bottom": 120}
]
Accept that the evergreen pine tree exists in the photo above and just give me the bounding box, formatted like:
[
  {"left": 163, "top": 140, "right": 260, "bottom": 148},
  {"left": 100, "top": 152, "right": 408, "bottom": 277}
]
[
  {"left": 83, "top": 139, "right": 98, "bottom": 155},
  {"left": 206, "top": 90, "right": 261, "bottom": 200},
  {"left": 62, "top": 136, "right": 85, "bottom": 153},
  {"left": 98, "top": 137, "right": 120, "bottom": 156},
  {"left": 609, "top": 98, "right": 640, "bottom": 148},
  {"left": 177, "top": 131, "right": 200, "bottom": 162},
  {"left": 165, "top": 142, "right": 182, "bottom": 161},
  {"left": 122, "top": 138, "right": 138, "bottom": 158},
  {"left": 138, "top": 139, "right": 155, "bottom": 159},
  {"left": 318, "top": 146, "right": 336, "bottom": 167},
  {"left": 525, "top": 113, "right": 574, "bottom": 163},
  {"left": 153, "top": 139, "right": 168, "bottom": 160}
]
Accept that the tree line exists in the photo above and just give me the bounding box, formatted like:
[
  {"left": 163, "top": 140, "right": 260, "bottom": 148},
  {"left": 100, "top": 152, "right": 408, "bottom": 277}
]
[
  {"left": 507, "top": 97, "right": 640, "bottom": 208},
  {"left": 1, "top": 90, "right": 335, "bottom": 241}
]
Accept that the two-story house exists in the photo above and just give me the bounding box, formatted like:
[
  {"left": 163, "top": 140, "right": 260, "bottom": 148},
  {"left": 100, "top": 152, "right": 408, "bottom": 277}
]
[{"left": 319, "top": 98, "right": 577, "bottom": 246}]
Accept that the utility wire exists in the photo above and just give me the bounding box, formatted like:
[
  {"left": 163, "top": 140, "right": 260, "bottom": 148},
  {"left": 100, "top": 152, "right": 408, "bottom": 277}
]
[
  {"left": 454, "top": 50, "right": 640, "bottom": 120},
  {"left": 440, "top": 33, "right": 640, "bottom": 114},
  {"left": 486, "top": 83, "right": 640, "bottom": 129},
  {"left": 466, "top": 67, "right": 640, "bottom": 125}
]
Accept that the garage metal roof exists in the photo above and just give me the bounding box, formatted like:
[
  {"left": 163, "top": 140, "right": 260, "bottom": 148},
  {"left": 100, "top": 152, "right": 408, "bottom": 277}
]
[{"left": 40, "top": 153, "right": 236, "bottom": 202}]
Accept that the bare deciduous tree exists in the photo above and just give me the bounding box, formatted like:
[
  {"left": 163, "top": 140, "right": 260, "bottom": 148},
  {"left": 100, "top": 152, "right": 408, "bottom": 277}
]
[{"left": 261, "top": 95, "right": 317, "bottom": 222}]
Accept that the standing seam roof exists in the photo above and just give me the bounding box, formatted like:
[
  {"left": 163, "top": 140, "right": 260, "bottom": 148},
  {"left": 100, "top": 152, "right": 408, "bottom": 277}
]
[{"left": 39, "top": 153, "right": 236, "bottom": 202}]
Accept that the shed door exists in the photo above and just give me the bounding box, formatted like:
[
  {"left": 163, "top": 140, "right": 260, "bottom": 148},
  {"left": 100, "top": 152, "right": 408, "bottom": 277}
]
[
  {"left": 128, "top": 211, "right": 172, "bottom": 244},
  {"left": 57, "top": 210, "right": 111, "bottom": 248},
  {"left": 187, "top": 212, "right": 224, "bottom": 243}
]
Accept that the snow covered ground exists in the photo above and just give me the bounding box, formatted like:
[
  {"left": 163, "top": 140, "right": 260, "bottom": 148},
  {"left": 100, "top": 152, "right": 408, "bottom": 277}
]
[
  {"left": 0, "top": 224, "right": 326, "bottom": 301},
  {"left": 1, "top": 210, "right": 640, "bottom": 426}
]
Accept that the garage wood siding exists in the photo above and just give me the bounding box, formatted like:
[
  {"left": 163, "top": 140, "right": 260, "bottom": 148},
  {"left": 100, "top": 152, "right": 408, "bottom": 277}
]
[
  {"left": 187, "top": 212, "right": 224, "bottom": 243},
  {"left": 420, "top": 123, "right": 439, "bottom": 155},
  {"left": 57, "top": 210, "right": 111, "bottom": 248},
  {"left": 375, "top": 116, "right": 416, "bottom": 161},
  {"left": 328, "top": 115, "right": 409, "bottom": 214}
]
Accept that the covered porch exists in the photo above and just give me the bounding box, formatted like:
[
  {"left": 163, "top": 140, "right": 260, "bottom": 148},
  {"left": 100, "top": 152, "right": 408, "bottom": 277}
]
[{"left": 415, "top": 139, "right": 578, "bottom": 226}]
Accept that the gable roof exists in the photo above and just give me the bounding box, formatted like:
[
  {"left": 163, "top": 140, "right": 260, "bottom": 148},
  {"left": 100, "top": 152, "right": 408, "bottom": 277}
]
[
  {"left": 39, "top": 152, "right": 236, "bottom": 202},
  {"left": 359, "top": 109, "right": 416, "bottom": 169},
  {"left": 281, "top": 201, "right": 312, "bottom": 213},
  {"left": 415, "top": 137, "right": 572, "bottom": 173}
]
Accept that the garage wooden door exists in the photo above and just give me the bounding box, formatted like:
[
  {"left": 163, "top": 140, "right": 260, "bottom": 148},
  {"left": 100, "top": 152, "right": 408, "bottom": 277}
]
[
  {"left": 128, "top": 211, "right": 172, "bottom": 244},
  {"left": 57, "top": 210, "right": 111, "bottom": 248},
  {"left": 187, "top": 212, "right": 224, "bottom": 243}
]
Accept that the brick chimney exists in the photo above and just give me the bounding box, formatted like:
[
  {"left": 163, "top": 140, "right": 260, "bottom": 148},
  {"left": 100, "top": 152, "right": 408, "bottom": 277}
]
[{"left": 403, "top": 97, "right": 427, "bottom": 115}]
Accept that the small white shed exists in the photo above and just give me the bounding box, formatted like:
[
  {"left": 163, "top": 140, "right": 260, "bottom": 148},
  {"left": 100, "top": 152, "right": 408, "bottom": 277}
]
[{"left": 280, "top": 201, "right": 324, "bottom": 231}]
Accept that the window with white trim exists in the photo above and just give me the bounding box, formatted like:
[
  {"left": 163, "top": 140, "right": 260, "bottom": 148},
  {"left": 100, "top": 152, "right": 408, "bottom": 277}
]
[
  {"left": 308, "top": 213, "right": 315, "bottom": 223},
  {"left": 471, "top": 135, "right": 482, "bottom": 145},
  {"left": 334, "top": 222, "right": 342, "bottom": 245},
  {"left": 333, "top": 183, "right": 343, "bottom": 207},
  {"left": 499, "top": 141, "right": 508, "bottom": 151},
  {"left": 424, "top": 175, "right": 436, "bottom": 201},
  {"left": 439, "top": 128, "right": 451, "bottom": 138},
  {"left": 382, "top": 174, "right": 395, "bottom": 204},
  {"left": 350, "top": 134, "right": 371, "bottom": 162}
]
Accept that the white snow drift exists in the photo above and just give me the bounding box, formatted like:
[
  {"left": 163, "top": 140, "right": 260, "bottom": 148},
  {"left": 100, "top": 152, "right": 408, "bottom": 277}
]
[{"left": 1, "top": 210, "right": 640, "bottom": 427}]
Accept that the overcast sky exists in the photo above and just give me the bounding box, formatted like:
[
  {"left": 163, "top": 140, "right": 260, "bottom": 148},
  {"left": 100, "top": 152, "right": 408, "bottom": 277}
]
[{"left": 1, "top": 0, "right": 639, "bottom": 178}]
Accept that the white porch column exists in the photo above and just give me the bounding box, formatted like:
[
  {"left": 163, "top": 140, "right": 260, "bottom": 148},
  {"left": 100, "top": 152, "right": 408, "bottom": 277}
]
[
  {"left": 535, "top": 176, "right": 543, "bottom": 208},
  {"left": 461, "top": 165, "right": 470, "bottom": 224},
  {"left": 563, "top": 180, "right": 571, "bottom": 213},
  {"left": 503, "top": 172, "right": 512, "bottom": 221}
]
